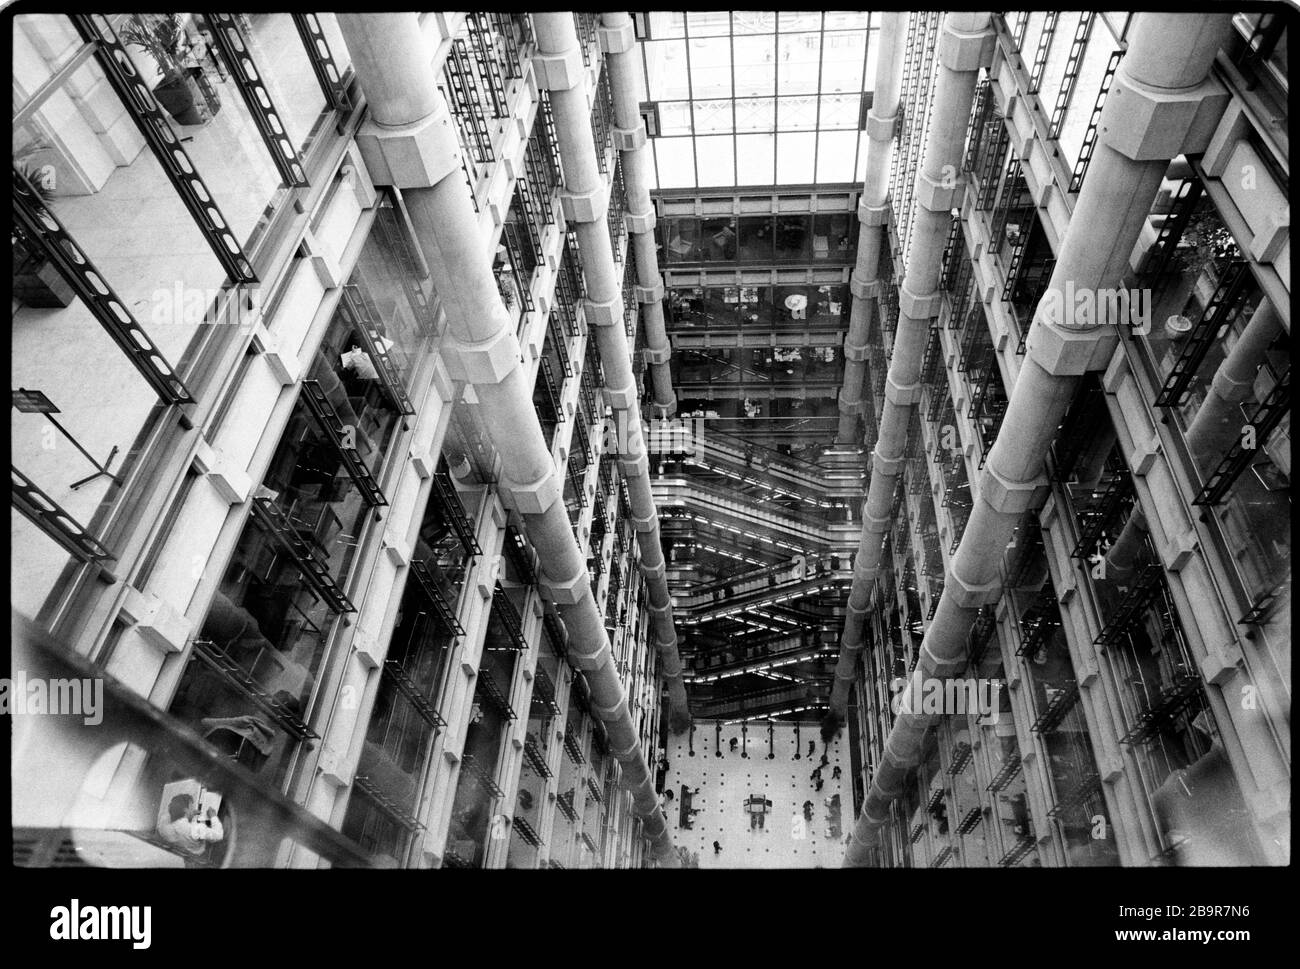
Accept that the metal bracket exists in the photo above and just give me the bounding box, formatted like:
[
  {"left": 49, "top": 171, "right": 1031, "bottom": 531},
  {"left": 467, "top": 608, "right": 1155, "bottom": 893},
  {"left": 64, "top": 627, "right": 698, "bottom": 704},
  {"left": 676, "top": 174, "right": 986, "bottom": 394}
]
[
  {"left": 71, "top": 14, "right": 257, "bottom": 284},
  {"left": 204, "top": 14, "right": 308, "bottom": 187},
  {"left": 12, "top": 168, "right": 193, "bottom": 405}
]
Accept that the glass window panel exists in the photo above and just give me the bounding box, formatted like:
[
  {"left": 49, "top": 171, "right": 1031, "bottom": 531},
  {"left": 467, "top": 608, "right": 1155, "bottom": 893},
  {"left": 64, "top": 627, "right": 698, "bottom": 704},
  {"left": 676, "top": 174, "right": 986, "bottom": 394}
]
[
  {"left": 776, "top": 131, "right": 816, "bottom": 184},
  {"left": 663, "top": 216, "right": 702, "bottom": 263},
  {"left": 349, "top": 200, "right": 439, "bottom": 394},
  {"left": 856, "top": 129, "right": 870, "bottom": 182},
  {"left": 820, "top": 30, "right": 867, "bottom": 93},
  {"left": 686, "top": 11, "right": 731, "bottom": 37},
  {"left": 1210, "top": 418, "right": 1290, "bottom": 607},
  {"left": 648, "top": 11, "right": 686, "bottom": 39},
  {"left": 737, "top": 216, "right": 775, "bottom": 262},
  {"left": 312, "top": 13, "right": 352, "bottom": 74},
  {"left": 816, "top": 130, "right": 859, "bottom": 183},
  {"left": 818, "top": 93, "right": 860, "bottom": 129},
  {"left": 243, "top": 13, "right": 330, "bottom": 157},
  {"left": 693, "top": 98, "right": 734, "bottom": 134},
  {"left": 694, "top": 135, "right": 736, "bottom": 190},
  {"left": 700, "top": 216, "right": 738, "bottom": 263},
  {"left": 659, "top": 100, "right": 693, "bottom": 136},
  {"left": 11, "top": 287, "right": 167, "bottom": 620},
  {"left": 732, "top": 35, "right": 776, "bottom": 97},
  {"left": 773, "top": 213, "right": 813, "bottom": 260},
  {"left": 776, "top": 32, "right": 821, "bottom": 96},
  {"left": 12, "top": 14, "right": 87, "bottom": 101},
  {"left": 644, "top": 39, "right": 690, "bottom": 101},
  {"left": 734, "top": 96, "right": 775, "bottom": 133},
  {"left": 735, "top": 132, "right": 774, "bottom": 185},
  {"left": 731, "top": 12, "right": 775, "bottom": 35},
  {"left": 446, "top": 635, "right": 517, "bottom": 867},
  {"left": 118, "top": 13, "right": 289, "bottom": 250},
  {"left": 688, "top": 36, "right": 732, "bottom": 99},
  {"left": 777, "top": 94, "right": 819, "bottom": 131},
  {"left": 654, "top": 135, "right": 696, "bottom": 189}
]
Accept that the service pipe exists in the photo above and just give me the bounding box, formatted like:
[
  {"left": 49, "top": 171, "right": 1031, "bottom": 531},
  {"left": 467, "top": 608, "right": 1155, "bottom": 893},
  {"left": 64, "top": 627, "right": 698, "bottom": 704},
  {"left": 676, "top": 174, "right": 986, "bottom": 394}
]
[
  {"left": 844, "top": 12, "right": 1235, "bottom": 866},
  {"left": 533, "top": 12, "right": 692, "bottom": 732},
  {"left": 828, "top": 13, "right": 994, "bottom": 722},
  {"left": 338, "top": 13, "right": 680, "bottom": 865}
]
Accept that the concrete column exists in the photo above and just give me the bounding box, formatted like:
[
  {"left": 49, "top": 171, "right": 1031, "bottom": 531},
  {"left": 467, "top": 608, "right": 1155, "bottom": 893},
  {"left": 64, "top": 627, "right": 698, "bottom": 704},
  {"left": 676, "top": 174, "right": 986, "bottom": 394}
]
[
  {"left": 1101, "top": 297, "right": 1283, "bottom": 597},
  {"left": 843, "top": 12, "right": 1235, "bottom": 866},
  {"left": 533, "top": 12, "right": 691, "bottom": 735},
  {"left": 837, "top": 12, "right": 907, "bottom": 444},
  {"left": 336, "top": 14, "right": 679, "bottom": 866},
  {"left": 1185, "top": 298, "right": 1283, "bottom": 463},
  {"left": 829, "top": 13, "right": 994, "bottom": 721},
  {"left": 600, "top": 11, "right": 676, "bottom": 416}
]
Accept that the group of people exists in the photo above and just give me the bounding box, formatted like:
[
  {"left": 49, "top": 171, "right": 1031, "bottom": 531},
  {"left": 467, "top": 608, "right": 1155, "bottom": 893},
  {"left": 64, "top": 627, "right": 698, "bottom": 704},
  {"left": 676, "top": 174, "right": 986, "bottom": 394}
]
[{"left": 808, "top": 750, "right": 842, "bottom": 792}]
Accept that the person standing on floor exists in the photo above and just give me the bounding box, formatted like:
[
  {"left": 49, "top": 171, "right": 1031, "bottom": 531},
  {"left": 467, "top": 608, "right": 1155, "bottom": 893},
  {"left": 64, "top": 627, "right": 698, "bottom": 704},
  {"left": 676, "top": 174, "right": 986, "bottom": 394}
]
[
  {"left": 713, "top": 841, "right": 722, "bottom": 855},
  {"left": 832, "top": 765, "right": 842, "bottom": 780}
]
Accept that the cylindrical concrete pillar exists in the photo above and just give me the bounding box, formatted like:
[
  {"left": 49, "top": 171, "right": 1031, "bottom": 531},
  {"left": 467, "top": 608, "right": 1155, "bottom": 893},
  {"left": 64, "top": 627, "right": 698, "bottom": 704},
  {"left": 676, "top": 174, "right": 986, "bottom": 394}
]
[
  {"left": 534, "top": 12, "right": 691, "bottom": 734},
  {"left": 1101, "top": 296, "right": 1283, "bottom": 594},
  {"left": 837, "top": 12, "right": 907, "bottom": 445},
  {"left": 843, "top": 12, "right": 1235, "bottom": 866},
  {"left": 828, "top": 13, "right": 993, "bottom": 722},
  {"left": 337, "top": 13, "right": 679, "bottom": 866},
  {"left": 601, "top": 11, "right": 676, "bottom": 416}
]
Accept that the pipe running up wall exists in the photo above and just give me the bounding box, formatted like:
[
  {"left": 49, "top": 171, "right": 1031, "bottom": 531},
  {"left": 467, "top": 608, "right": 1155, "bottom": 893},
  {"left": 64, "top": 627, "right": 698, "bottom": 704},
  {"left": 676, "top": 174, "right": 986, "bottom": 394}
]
[
  {"left": 827, "top": 13, "right": 994, "bottom": 724},
  {"left": 1103, "top": 297, "right": 1284, "bottom": 584},
  {"left": 336, "top": 14, "right": 679, "bottom": 866},
  {"left": 599, "top": 11, "right": 676, "bottom": 417},
  {"left": 836, "top": 12, "right": 907, "bottom": 446},
  {"left": 844, "top": 12, "right": 1235, "bottom": 867},
  {"left": 532, "top": 12, "right": 692, "bottom": 734}
]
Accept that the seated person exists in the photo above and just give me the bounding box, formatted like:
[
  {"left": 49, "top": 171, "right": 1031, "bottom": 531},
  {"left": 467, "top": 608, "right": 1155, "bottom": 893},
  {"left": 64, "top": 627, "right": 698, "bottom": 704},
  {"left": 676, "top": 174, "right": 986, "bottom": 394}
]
[{"left": 157, "top": 793, "right": 224, "bottom": 857}]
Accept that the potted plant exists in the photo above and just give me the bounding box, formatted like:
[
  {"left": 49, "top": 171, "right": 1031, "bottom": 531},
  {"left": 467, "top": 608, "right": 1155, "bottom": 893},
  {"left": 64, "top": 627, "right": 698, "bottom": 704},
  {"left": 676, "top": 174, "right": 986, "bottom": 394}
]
[
  {"left": 118, "top": 14, "right": 218, "bottom": 125},
  {"left": 12, "top": 146, "right": 75, "bottom": 308}
]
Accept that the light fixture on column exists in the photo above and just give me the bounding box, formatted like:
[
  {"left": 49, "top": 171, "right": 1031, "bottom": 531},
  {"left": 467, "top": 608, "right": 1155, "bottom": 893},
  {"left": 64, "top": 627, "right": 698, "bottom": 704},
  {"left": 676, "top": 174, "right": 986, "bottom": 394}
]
[{"left": 12, "top": 388, "right": 122, "bottom": 489}]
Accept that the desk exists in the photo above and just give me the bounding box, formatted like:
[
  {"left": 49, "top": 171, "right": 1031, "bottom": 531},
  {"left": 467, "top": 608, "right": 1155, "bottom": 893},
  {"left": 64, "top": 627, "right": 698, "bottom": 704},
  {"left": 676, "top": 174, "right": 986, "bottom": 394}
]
[
  {"left": 678, "top": 785, "right": 698, "bottom": 828},
  {"left": 668, "top": 237, "right": 696, "bottom": 258}
]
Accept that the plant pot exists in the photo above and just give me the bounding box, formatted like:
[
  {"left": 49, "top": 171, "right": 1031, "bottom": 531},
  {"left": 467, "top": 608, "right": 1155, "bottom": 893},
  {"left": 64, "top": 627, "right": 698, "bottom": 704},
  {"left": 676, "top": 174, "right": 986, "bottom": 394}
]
[
  {"left": 13, "top": 256, "right": 75, "bottom": 308},
  {"left": 154, "top": 70, "right": 206, "bottom": 125}
]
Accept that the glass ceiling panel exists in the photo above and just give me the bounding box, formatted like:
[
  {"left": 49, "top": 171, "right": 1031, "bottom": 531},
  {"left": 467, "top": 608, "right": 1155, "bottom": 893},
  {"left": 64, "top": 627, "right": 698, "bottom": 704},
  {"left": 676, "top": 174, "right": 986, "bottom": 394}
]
[
  {"left": 732, "top": 10, "right": 776, "bottom": 34},
  {"left": 689, "top": 36, "right": 733, "bottom": 98},
  {"left": 695, "top": 134, "right": 736, "bottom": 188},
  {"left": 735, "top": 97, "right": 776, "bottom": 133},
  {"left": 694, "top": 98, "right": 735, "bottom": 134},
  {"left": 776, "top": 95, "right": 819, "bottom": 132},
  {"left": 735, "top": 133, "right": 775, "bottom": 185},
  {"left": 645, "top": 39, "right": 689, "bottom": 101},
  {"left": 777, "top": 32, "right": 822, "bottom": 96},
  {"left": 639, "top": 13, "right": 878, "bottom": 190},
  {"left": 778, "top": 11, "right": 823, "bottom": 32},
  {"left": 687, "top": 10, "right": 731, "bottom": 36},
  {"left": 648, "top": 11, "right": 686, "bottom": 38}
]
